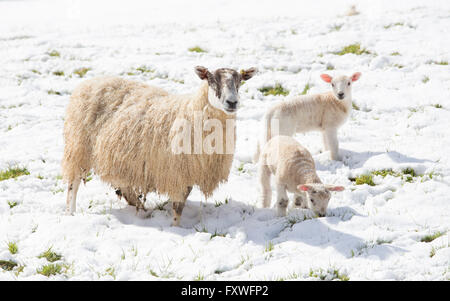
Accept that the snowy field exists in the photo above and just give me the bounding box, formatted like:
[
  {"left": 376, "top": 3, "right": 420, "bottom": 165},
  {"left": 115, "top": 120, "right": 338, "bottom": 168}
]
[{"left": 0, "top": 0, "right": 449, "bottom": 280}]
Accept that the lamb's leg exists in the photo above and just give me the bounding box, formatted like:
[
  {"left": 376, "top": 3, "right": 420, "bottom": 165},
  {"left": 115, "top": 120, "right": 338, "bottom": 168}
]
[
  {"left": 294, "top": 191, "right": 308, "bottom": 209},
  {"left": 66, "top": 178, "right": 81, "bottom": 215},
  {"left": 322, "top": 130, "right": 330, "bottom": 151},
  {"left": 276, "top": 183, "right": 289, "bottom": 217},
  {"left": 258, "top": 162, "right": 272, "bottom": 208},
  {"left": 324, "top": 128, "right": 340, "bottom": 160},
  {"left": 171, "top": 186, "right": 192, "bottom": 227}
]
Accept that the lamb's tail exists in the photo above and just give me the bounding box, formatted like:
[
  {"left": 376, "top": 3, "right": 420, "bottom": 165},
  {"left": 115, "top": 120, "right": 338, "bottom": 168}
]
[{"left": 253, "top": 110, "right": 274, "bottom": 164}]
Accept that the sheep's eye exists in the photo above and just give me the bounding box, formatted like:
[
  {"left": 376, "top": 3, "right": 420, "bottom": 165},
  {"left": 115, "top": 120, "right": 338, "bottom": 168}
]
[
  {"left": 310, "top": 199, "right": 315, "bottom": 203},
  {"left": 332, "top": 83, "right": 335, "bottom": 87},
  {"left": 348, "top": 82, "right": 351, "bottom": 86}
]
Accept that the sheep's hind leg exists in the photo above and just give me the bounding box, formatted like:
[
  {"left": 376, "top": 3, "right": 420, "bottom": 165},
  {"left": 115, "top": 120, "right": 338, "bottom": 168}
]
[
  {"left": 171, "top": 186, "right": 192, "bottom": 227},
  {"left": 66, "top": 178, "right": 81, "bottom": 215}
]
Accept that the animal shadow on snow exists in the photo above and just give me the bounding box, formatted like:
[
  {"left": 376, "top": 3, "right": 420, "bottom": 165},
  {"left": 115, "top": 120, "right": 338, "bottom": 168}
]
[
  {"left": 108, "top": 196, "right": 403, "bottom": 259},
  {"left": 340, "top": 149, "right": 433, "bottom": 169}
]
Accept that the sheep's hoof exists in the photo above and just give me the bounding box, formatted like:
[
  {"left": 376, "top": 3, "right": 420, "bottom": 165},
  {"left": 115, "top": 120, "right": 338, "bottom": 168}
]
[
  {"left": 171, "top": 217, "right": 181, "bottom": 227},
  {"left": 65, "top": 210, "right": 74, "bottom": 216}
]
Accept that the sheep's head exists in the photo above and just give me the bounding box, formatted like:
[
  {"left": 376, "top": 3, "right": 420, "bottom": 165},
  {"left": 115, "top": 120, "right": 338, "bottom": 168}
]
[
  {"left": 195, "top": 66, "right": 257, "bottom": 114},
  {"left": 320, "top": 72, "right": 361, "bottom": 100},
  {"left": 297, "top": 184, "right": 344, "bottom": 217}
]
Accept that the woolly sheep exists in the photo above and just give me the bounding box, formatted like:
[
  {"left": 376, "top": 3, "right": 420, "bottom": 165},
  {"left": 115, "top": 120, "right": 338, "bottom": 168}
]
[
  {"left": 253, "top": 72, "right": 361, "bottom": 162},
  {"left": 62, "top": 66, "right": 257, "bottom": 226},
  {"left": 258, "top": 135, "right": 344, "bottom": 217}
]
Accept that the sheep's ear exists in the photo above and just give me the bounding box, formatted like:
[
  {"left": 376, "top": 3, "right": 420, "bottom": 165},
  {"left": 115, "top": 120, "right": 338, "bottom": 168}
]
[
  {"left": 195, "top": 66, "right": 210, "bottom": 80},
  {"left": 298, "top": 184, "right": 310, "bottom": 191},
  {"left": 240, "top": 68, "right": 258, "bottom": 81},
  {"left": 320, "top": 74, "right": 332, "bottom": 83},
  {"left": 351, "top": 72, "right": 361, "bottom": 82},
  {"left": 326, "top": 185, "right": 345, "bottom": 192}
]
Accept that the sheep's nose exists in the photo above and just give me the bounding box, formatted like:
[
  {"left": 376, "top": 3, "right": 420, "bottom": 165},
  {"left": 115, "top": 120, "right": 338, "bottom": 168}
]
[
  {"left": 226, "top": 100, "right": 237, "bottom": 108},
  {"left": 338, "top": 92, "right": 344, "bottom": 99}
]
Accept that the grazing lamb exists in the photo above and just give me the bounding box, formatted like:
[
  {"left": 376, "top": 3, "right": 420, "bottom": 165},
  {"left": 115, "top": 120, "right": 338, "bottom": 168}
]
[
  {"left": 62, "top": 66, "right": 257, "bottom": 226},
  {"left": 253, "top": 72, "right": 361, "bottom": 162},
  {"left": 258, "top": 135, "right": 344, "bottom": 217}
]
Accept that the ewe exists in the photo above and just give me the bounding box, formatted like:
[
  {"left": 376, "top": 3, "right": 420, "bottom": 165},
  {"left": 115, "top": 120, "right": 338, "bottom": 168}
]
[
  {"left": 258, "top": 136, "right": 344, "bottom": 217},
  {"left": 62, "top": 66, "right": 257, "bottom": 226},
  {"left": 254, "top": 72, "right": 361, "bottom": 162}
]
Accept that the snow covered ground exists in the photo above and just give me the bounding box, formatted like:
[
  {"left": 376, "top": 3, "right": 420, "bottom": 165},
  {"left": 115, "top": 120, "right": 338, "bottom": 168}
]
[{"left": 0, "top": 0, "right": 449, "bottom": 280}]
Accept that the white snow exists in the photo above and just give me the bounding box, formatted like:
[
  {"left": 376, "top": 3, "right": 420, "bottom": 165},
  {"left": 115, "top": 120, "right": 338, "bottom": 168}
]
[{"left": 0, "top": 0, "right": 449, "bottom": 280}]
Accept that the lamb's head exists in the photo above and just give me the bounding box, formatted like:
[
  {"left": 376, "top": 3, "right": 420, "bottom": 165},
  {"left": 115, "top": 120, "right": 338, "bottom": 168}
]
[
  {"left": 320, "top": 72, "right": 361, "bottom": 100},
  {"left": 297, "top": 184, "right": 344, "bottom": 217},
  {"left": 195, "top": 66, "right": 257, "bottom": 114}
]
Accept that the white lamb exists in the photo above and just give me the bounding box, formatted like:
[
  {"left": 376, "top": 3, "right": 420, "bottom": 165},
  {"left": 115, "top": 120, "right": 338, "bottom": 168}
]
[
  {"left": 258, "top": 135, "right": 344, "bottom": 217},
  {"left": 253, "top": 72, "right": 361, "bottom": 162}
]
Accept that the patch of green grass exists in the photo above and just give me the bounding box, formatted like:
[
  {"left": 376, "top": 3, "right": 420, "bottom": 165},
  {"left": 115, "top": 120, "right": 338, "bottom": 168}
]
[
  {"left": 0, "top": 260, "right": 18, "bottom": 271},
  {"left": 353, "top": 174, "right": 375, "bottom": 186},
  {"left": 300, "top": 83, "right": 312, "bottom": 95},
  {"left": 393, "top": 64, "right": 404, "bottom": 69},
  {"left": 421, "top": 231, "right": 445, "bottom": 243},
  {"left": 136, "top": 66, "right": 154, "bottom": 73},
  {"left": 188, "top": 46, "right": 207, "bottom": 53},
  {"left": 7, "top": 242, "right": 18, "bottom": 255},
  {"left": 154, "top": 200, "right": 168, "bottom": 211},
  {"left": 47, "top": 90, "right": 62, "bottom": 96},
  {"left": 37, "top": 263, "right": 62, "bottom": 277},
  {"left": 259, "top": 84, "right": 289, "bottom": 96},
  {"left": 428, "top": 60, "right": 448, "bottom": 66},
  {"left": 7, "top": 201, "right": 18, "bottom": 209},
  {"left": 390, "top": 52, "right": 401, "bottom": 56},
  {"left": 352, "top": 168, "right": 421, "bottom": 185},
  {"left": 265, "top": 241, "right": 274, "bottom": 252},
  {"left": 0, "top": 166, "right": 30, "bottom": 181},
  {"left": 335, "top": 43, "right": 371, "bottom": 56},
  {"left": 309, "top": 268, "right": 349, "bottom": 281},
  {"left": 326, "top": 65, "right": 335, "bottom": 70},
  {"left": 31, "top": 69, "right": 41, "bottom": 74},
  {"left": 330, "top": 24, "right": 343, "bottom": 32},
  {"left": 194, "top": 272, "right": 205, "bottom": 281},
  {"left": 384, "top": 22, "right": 404, "bottom": 29},
  {"left": 433, "top": 104, "right": 443, "bottom": 109},
  {"left": 52, "top": 70, "right": 65, "bottom": 76},
  {"left": 73, "top": 67, "right": 91, "bottom": 78},
  {"left": 422, "top": 76, "right": 430, "bottom": 83},
  {"left": 38, "top": 247, "right": 62, "bottom": 262},
  {"left": 352, "top": 102, "right": 360, "bottom": 110},
  {"left": 47, "top": 50, "right": 60, "bottom": 57}
]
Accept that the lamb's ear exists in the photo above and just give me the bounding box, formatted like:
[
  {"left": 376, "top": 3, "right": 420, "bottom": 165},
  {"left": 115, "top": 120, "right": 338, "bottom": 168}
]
[
  {"left": 195, "top": 66, "right": 210, "bottom": 80},
  {"left": 325, "top": 185, "right": 345, "bottom": 192},
  {"left": 240, "top": 68, "right": 258, "bottom": 81},
  {"left": 351, "top": 72, "right": 361, "bottom": 82},
  {"left": 320, "top": 74, "right": 332, "bottom": 83},
  {"left": 298, "top": 184, "right": 311, "bottom": 191}
]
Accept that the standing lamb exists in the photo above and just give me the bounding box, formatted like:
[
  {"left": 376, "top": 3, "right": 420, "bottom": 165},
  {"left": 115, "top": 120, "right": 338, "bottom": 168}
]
[
  {"left": 258, "top": 135, "right": 344, "bottom": 217},
  {"left": 253, "top": 72, "right": 361, "bottom": 162},
  {"left": 62, "top": 66, "right": 257, "bottom": 226}
]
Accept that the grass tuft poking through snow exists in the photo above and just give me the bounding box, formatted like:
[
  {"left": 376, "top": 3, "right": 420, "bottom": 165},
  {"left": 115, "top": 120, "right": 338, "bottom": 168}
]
[
  {"left": 259, "top": 84, "right": 289, "bottom": 96},
  {"left": 335, "top": 43, "right": 371, "bottom": 56},
  {"left": 421, "top": 231, "right": 445, "bottom": 243},
  {"left": 188, "top": 46, "right": 207, "bottom": 53},
  {"left": 0, "top": 260, "right": 18, "bottom": 271},
  {"left": 38, "top": 247, "right": 62, "bottom": 262},
  {"left": 0, "top": 167, "right": 30, "bottom": 181}
]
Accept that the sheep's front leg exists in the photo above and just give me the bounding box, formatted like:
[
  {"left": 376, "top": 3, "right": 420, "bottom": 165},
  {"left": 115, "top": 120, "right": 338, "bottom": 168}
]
[
  {"left": 276, "top": 183, "right": 289, "bottom": 217},
  {"left": 324, "top": 128, "right": 340, "bottom": 160},
  {"left": 171, "top": 186, "right": 192, "bottom": 227},
  {"left": 258, "top": 163, "right": 272, "bottom": 208},
  {"left": 66, "top": 178, "right": 81, "bottom": 215}
]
